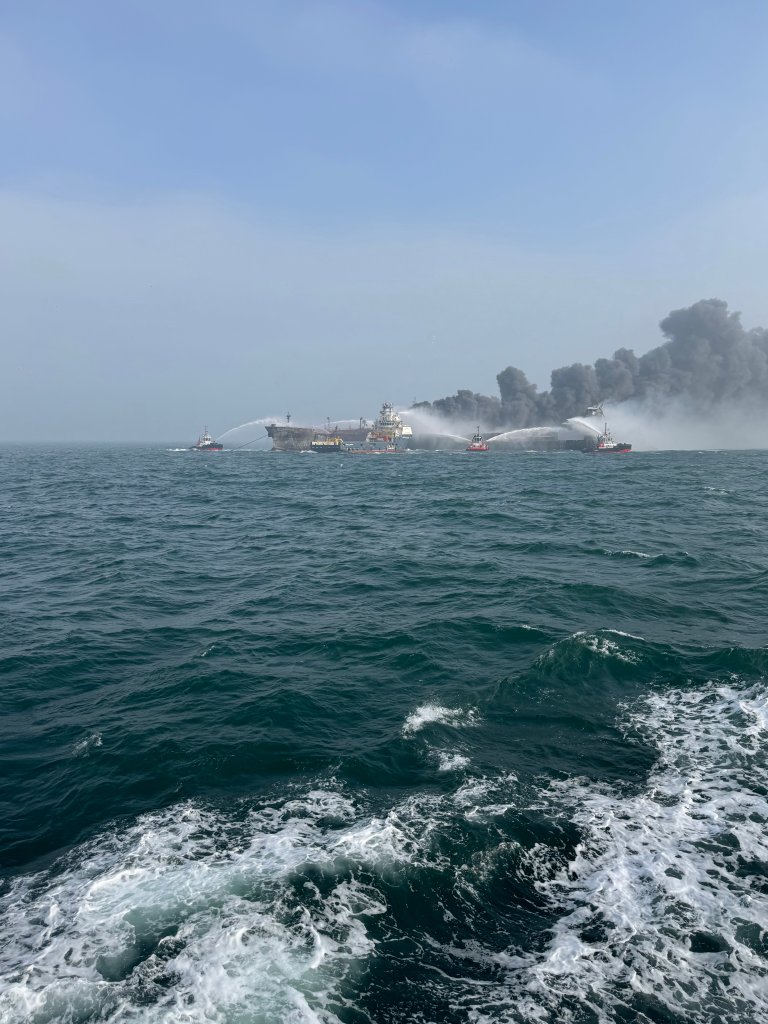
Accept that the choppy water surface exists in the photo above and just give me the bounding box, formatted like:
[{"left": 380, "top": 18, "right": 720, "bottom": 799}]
[{"left": 2, "top": 446, "right": 768, "bottom": 1023}]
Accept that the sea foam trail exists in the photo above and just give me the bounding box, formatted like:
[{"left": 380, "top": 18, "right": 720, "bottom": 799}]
[
  {"left": 0, "top": 782, "right": 460, "bottom": 1024},
  {"left": 3, "top": 685, "right": 767, "bottom": 1023},
  {"left": 462, "top": 683, "right": 768, "bottom": 1023},
  {"left": 0, "top": 791, "right": 382, "bottom": 1024}
]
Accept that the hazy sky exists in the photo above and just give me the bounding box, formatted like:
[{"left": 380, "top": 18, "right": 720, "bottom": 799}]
[{"left": 3, "top": 0, "right": 768, "bottom": 440}]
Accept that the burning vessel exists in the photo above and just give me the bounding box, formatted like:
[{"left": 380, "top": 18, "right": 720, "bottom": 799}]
[
  {"left": 265, "top": 406, "right": 412, "bottom": 453},
  {"left": 263, "top": 409, "right": 609, "bottom": 452}
]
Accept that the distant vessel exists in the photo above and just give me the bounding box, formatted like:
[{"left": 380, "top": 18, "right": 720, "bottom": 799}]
[
  {"left": 347, "top": 401, "right": 412, "bottom": 454},
  {"left": 190, "top": 427, "right": 223, "bottom": 452},
  {"left": 266, "top": 416, "right": 370, "bottom": 452},
  {"left": 310, "top": 434, "right": 349, "bottom": 453},
  {"left": 584, "top": 422, "right": 631, "bottom": 454},
  {"left": 264, "top": 410, "right": 599, "bottom": 452},
  {"left": 466, "top": 427, "right": 489, "bottom": 452}
]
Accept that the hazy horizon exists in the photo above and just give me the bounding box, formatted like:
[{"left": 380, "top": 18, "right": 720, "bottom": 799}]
[{"left": 3, "top": 1, "right": 768, "bottom": 441}]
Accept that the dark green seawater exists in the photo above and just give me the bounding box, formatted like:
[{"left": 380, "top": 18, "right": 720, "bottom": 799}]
[{"left": 3, "top": 446, "right": 768, "bottom": 1024}]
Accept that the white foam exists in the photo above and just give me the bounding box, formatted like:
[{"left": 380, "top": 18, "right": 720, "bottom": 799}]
[
  {"left": 453, "top": 773, "right": 519, "bottom": 820},
  {"left": 402, "top": 703, "right": 479, "bottom": 736},
  {"left": 72, "top": 732, "right": 103, "bottom": 756},
  {"left": 462, "top": 682, "right": 768, "bottom": 1022},
  {"left": 577, "top": 632, "right": 638, "bottom": 663},
  {"left": 0, "top": 791, "right": 388, "bottom": 1024},
  {"left": 538, "top": 632, "right": 638, "bottom": 665},
  {"left": 603, "top": 547, "right": 653, "bottom": 558},
  {"left": 436, "top": 751, "right": 470, "bottom": 773},
  {"left": 7, "top": 684, "right": 768, "bottom": 1022}
]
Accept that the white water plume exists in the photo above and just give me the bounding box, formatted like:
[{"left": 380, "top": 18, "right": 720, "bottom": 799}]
[
  {"left": 400, "top": 406, "right": 474, "bottom": 443},
  {"left": 598, "top": 399, "right": 768, "bottom": 451},
  {"left": 487, "top": 426, "right": 558, "bottom": 444},
  {"left": 563, "top": 416, "right": 601, "bottom": 436},
  {"left": 217, "top": 416, "right": 287, "bottom": 440}
]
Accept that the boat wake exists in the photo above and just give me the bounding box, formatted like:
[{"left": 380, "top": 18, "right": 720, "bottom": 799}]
[{"left": 2, "top": 683, "right": 766, "bottom": 1022}]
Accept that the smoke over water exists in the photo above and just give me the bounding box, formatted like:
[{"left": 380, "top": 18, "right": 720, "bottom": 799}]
[
  {"left": 595, "top": 401, "right": 768, "bottom": 451},
  {"left": 417, "top": 299, "right": 768, "bottom": 449}
]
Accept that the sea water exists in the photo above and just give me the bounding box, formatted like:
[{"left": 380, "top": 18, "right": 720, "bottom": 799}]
[{"left": 2, "top": 445, "right": 768, "bottom": 1023}]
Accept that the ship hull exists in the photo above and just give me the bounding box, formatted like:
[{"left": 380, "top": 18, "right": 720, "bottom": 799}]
[
  {"left": 266, "top": 423, "right": 603, "bottom": 453},
  {"left": 266, "top": 424, "right": 371, "bottom": 451},
  {"left": 347, "top": 435, "right": 410, "bottom": 454},
  {"left": 265, "top": 425, "right": 315, "bottom": 451},
  {"left": 584, "top": 444, "right": 632, "bottom": 454}
]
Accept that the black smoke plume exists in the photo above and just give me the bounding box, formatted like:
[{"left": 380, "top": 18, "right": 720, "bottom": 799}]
[{"left": 415, "top": 300, "right": 768, "bottom": 428}]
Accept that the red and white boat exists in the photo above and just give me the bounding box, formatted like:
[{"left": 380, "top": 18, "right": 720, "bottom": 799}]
[
  {"left": 466, "top": 427, "right": 489, "bottom": 452},
  {"left": 585, "top": 422, "right": 631, "bottom": 454}
]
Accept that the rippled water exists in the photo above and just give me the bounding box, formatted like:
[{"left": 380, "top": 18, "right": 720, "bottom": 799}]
[{"left": 2, "top": 446, "right": 768, "bottom": 1023}]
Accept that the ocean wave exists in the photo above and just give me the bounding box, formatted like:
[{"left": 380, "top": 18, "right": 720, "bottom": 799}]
[
  {"left": 458, "top": 682, "right": 768, "bottom": 1023},
  {"left": 0, "top": 790, "right": 386, "bottom": 1024},
  {"left": 575, "top": 630, "right": 639, "bottom": 663},
  {"left": 402, "top": 703, "right": 480, "bottom": 736},
  {"left": 602, "top": 547, "right": 653, "bottom": 559},
  {"left": 535, "top": 630, "right": 642, "bottom": 668},
  {"left": 3, "top": 680, "right": 768, "bottom": 1021},
  {"left": 435, "top": 751, "right": 471, "bottom": 773}
]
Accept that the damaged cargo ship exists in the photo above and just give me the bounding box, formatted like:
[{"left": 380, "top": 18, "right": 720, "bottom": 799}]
[
  {"left": 266, "top": 417, "right": 371, "bottom": 452},
  {"left": 265, "top": 411, "right": 601, "bottom": 452}
]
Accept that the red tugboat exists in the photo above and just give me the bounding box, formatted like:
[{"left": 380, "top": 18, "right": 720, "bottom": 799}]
[
  {"left": 584, "top": 422, "right": 631, "bottom": 454},
  {"left": 190, "top": 426, "right": 223, "bottom": 452},
  {"left": 466, "top": 427, "right": 490, "bottom": 452}
]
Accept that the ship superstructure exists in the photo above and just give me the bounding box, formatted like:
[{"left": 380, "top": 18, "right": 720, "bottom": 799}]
[{"left": 349, "top": 402, "right": 413, "bottom": 453}]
